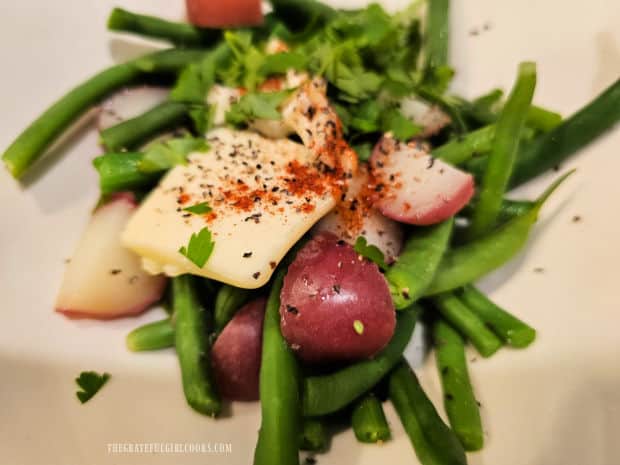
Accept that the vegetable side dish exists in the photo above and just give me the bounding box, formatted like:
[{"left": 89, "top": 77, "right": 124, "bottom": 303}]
[{"left": 3, "top": 0, "right": 619, "bottom": 464}]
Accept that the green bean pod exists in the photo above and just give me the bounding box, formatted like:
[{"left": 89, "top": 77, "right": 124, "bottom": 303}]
[
  {"left": 126, "top": 317, "right": 175, "bottom": 352},
  {"left": 2, "top": 48, "right": 206, "bottom": 179},
  {"left": 458, "top": 285, "right": 536, "bottom": 348},
  {"left": 425, "top": 170, "right": 574, "bottom": 295},
  {"left": 254, "top": 271, "right": 301, "bottom": 465},
  {"left": 389, "top": 361, "right": 467, "bottom": 465},
  {"left": 93, "top": 152, "right": 161, "bottom": 195},
  {"left": 386, "top": 219, "right": 453, "bottom": 309},
  {"left": 467, "top": 78, "right": 620, "bottom": 188},
  {"left": 302, "top": 307, "right": 418, "bottom": 417},
  {"left": 269, "top": 0, "right": 339, "bottom": 31},
  {"left": 108, "top": 8, "right": 220, "bottom": 47},
  {"left": 173, "top": 275, "right": 221, "bottom": 416},
  {"left": 214, "top": 284, "right": 255, "bottom": 333},
  {"left": 434, "top": 319, "right": 483, "bottom": 450},
  {"left": 351, "top": 394, "right": 391, "bottom": 443},
  {"left": 300, "top": 418, "right": 329, "bottom": 452},
  {"left": 100, "top": 101, "right": 189, "bottom": 151},
  {"left": 468, "top": 61, "right": 537, "bottom": 238},
  {"left": 433, "top": 125, "right": 495, "bottom": 165},
  {"left": 425, "top": 0, "right": 450, "bottom": 70},
  {"left": 433, "top": 293, "right": 502, "bottom": 357}
]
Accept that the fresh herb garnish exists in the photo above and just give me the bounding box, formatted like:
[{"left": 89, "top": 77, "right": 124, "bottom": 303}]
[
  {"left": 183, "top": 202, "right": 212, "bottom": 215},
  {"left": 226, "top": 90, "right": 292, "bottom": 126},
  {"left": 140, "top": 137, "right": 209, "bottom": 173},
  {"left": 354, "top": 236, "right": 388, "bottom": 271},
  {"left": 179, "top": 227, "right": 215, "bottom": 268},
  {"left": 75, "top": 371, "right": 110, "bottom": 404}
]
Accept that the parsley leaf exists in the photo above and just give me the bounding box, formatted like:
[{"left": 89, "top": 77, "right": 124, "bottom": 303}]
[
  {"left": 171, "top": 43, "right": 232, "bottom": 104},
  {"left": 226, "top": 91, "right": 291, "bottom": 126},
  {"left": 183, "top": 202, "right": 212, "bottom": 215},
  {"left": 75, "top": 371, "right": 110, "bottom": 404},
  {"left": 354, "top": 236, "right": 388, "bottom": 271},
  {"left": 260, "top": 52, "right": 308, "bottom": 75},
  {"left": 140, "top": 137, "right": 209, "bottom": 173},
  {"left": 382, "top": 108, "right": 421, "bottom": 140},
  {"left": 353, "top": 142, "right": 373, "bottom": 162},
  {"left": 179, "top": 227, "right": 215, "bottom": 268}
]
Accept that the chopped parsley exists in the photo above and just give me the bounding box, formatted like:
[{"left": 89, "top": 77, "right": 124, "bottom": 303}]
[
  {"left": 353, "top": 320, "right": 365, "bottom": 335},
  {"left": 183, "top": 202, "right": 212, "bottom": 215},
  {"left": 226, "top": 90, "right": 292, "bottom": 126},
  {"left": 179, "top": 227, "right": 215, "bottom": 268},
  {"left": 140, "top": 137, "right": 209, "bottom": 173},
  {"left": 75, "top": 371, "right": 110, "bottom": 404},
  {"left": 354, "top": 236, "right": 388, "bottom": 271}
]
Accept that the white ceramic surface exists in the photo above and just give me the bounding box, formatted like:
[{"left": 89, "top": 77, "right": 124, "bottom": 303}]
[{"left": 1, "top": 1, "right": 619, "bottom": 464}]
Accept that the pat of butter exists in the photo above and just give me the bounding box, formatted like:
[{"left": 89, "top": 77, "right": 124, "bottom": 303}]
[{"left": 122, "top": 128, "right": 336, "bottom": 288}]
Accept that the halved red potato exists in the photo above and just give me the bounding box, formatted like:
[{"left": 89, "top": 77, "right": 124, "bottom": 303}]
[
  {"left": 400, "top": 96, "right": 452, "bottom": 138},
  {"left": 314, "top": 165, "right": 404, "bottom": 263},
  {"left": 279, "top": 232, "right": 396, "bottom": 363},
  {"left": 211, "top": 297, "right": 266, "bottom": 401},
  {"left": 370, "top": 136, "right": 474, "bottom": 226},
  {"left": 186, "top": 0, "right": 263, "bottom": 28},
  {"left": 56, "top": 193, "right": 167, "bottom": 319}
]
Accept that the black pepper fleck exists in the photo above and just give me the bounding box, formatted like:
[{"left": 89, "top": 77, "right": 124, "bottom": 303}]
[{"left": 243, "top": 252, "right": 253, "bottom": 258}]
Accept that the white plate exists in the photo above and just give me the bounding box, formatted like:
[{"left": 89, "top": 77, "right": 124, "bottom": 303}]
[{"left": 1, "top": 1, "right": 619, "bottom": 464}]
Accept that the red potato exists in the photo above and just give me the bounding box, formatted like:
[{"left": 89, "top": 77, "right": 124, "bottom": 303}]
[
  {"left": 370, "top": 136, "right": 474, "bottom": 226},
  {"left": 314, "top": 165, "right": 404, "bottom": 263},
  {"left": 279, "top": 232, "right": 396, "bottom": 363},
  {"left": 400, "top": 96, "right": 452, "bottom": 137},
  {"left": 186, "top": 0, "right": 263, "bottom": 27},
  {"left": 211, "top": 297, "right": 267, "bottom": 401},
  {"left": 56, "top": 193, "right": 167, "bottom": 319},
  {"left": 98, "top": 86, "right": 169, "bottom": 130}
]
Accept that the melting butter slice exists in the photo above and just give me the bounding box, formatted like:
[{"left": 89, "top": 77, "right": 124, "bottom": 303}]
[{"left": 122, "top": 128, "right": 336, "bottom": 288}]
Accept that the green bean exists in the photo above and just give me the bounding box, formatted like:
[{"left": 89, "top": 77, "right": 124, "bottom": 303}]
[
  {"left": 425, "top": 0, "right": 450, "bottom": 70},
  {"left": 433, "top": 319, "right": 483, "bottom": 451},
  {"left": 433, "top": 125, "right": 494, "bottom": 165},
  {"left": 254, "top": 271, "right": 301, "bottom": 465},
  {"left": 351, "top": 394, "right": 391, "bottom": 443},
  {"left": 467, "top": 78, "right": 620, "bottom": 188},
  {"left": 302, "top": 307, "right": 418, "bottom": 417},
  {"left": 525, "top": 105, "right": 563, "bottom": 132},
  {"left": 386, "top": 219, "right": 453, "bottom": 309},
  {"left": 108, "top": 7, "right": 220, "bottom": 47},
  {"left": 214, "top": 284, "right": 254, "bottom": 333},
  {"left": 269, "top": 0, "right": 339, "bottom": 31},
  {"left": 389, "top": 361, "right": 467, "bottom": 465},
  {"left": 434, "top": 124, "right": 536, "bottom": 166},
  {"left": 126, "top": 318, "right": 175, "bottom": 352},
  {"left": 92, "top": 152, "right": 160, "bottom": 195},
  {"left": 425, "top": 170, "right": 573, "bottom": 295},
  {"left": 300, "top": 418, "right": 328, "bottom": 452},
  {"left": 458, "top": 285, "right": 536, "bottom": 348},
  {"left": 2, "top": 48, "right": 206, "bottom": 179},
  {"left": 468, "top": 62, "right": 537, "bottom": 238},
  {"left": 433, "top": 293, "right": 502, "bottom": 357},
  {"left": 461, "top": 90, "right": 561, "bottom": 132},
  {"left": 100, "top": 101, "right": 188, "bottom": 151},
  {"left": 173, "top": 275, "right": 221, "bottom": 416},
  {"left": 461, "top": 198, "right": 534, "bottom": 223}
]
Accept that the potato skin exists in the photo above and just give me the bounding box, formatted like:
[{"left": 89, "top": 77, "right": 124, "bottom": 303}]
[
  {"left": 211, "top": 297, "right": 266, "bottom": 401},
  {"left": 279, "top": 232, "right": 396, "bottom": 363}
]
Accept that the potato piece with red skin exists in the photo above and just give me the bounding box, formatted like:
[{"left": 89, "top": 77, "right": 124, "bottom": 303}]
[
  {"left": 370, "top": 136, "right": 475, "bottom": 226},
  {"left": 211, "top": 297, "right": 266, "bottom": 401},
  {"left": 186, "top": 0, "right": 263, "bottom": 28},
  {"left": 279, "top": 232, "right": 396, "bottom": 363},
  {"left": 56, "top": 193, "right": 167, "bottom": 319}
]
